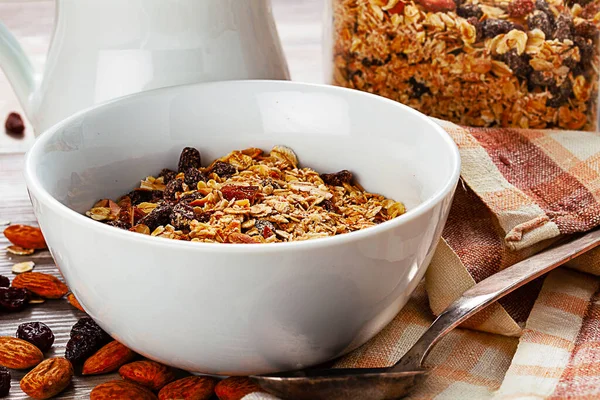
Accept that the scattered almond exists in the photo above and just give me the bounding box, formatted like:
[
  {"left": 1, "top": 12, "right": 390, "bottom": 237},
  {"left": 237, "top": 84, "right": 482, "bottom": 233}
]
[
  {"left": 90, "top": 380, "right": 158, "bottom": 400},
  {"left": 3, "top": 224, "right": 47, "bottom": 250},
  {"left": 0, "top": 337, "right": 44, "bottom": 369},
  {"left": 119, "top": 360, "right": 176, "bottom": 391},
  {"left": 215, "top": 377, "right": 264, "bottom": 400},
  {"left": 83, "top": 341, "right": 136, "bottom": 375},
  {"left": 159, "top": 376, "right": 217, "bottom": 400},
  {"left": 20, "top": 357, "right": 73, "bottom": 400},
  {"left": 12, "top": 261, "right": 35, "bottom": 274},
  {"left": 6, "top": 245, "right": 35, "bottom": 256},
  {"left": 67, "top": 293, "right": 85, "bottom": 312},
  {"left": 11, "top": 272, "right": 68, "bottom": 299}
]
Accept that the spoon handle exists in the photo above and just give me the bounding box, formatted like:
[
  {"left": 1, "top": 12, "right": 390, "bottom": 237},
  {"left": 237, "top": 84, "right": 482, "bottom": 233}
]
[{"left": 392, "top": 229, "right": 600, "bottom": 373}]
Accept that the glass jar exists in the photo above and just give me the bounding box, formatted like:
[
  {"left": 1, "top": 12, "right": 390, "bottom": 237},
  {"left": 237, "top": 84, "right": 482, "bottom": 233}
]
[{"left": 325, "top": 0, "right": 599, "bottom": 130}]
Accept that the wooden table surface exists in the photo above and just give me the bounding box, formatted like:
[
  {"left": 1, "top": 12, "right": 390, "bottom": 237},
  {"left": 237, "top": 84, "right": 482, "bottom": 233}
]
[{"left": 0, "top": 1, "right": 323, "bottom": 398}]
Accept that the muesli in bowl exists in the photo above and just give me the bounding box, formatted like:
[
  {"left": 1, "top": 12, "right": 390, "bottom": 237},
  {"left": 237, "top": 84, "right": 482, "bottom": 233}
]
[{"left": 85, "top": 146, "right": 406, "bottom": 243}]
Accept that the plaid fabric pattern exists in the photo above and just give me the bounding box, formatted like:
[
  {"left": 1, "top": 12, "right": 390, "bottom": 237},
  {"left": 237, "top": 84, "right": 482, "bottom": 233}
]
[{"left": 243, "top": 122, "right": 600, "bottom": 400}]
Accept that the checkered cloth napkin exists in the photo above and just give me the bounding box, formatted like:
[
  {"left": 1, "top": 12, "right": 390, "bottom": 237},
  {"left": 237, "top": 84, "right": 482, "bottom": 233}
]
[{"left": 246, "top": 121, "right": 600, "bottom": 399}]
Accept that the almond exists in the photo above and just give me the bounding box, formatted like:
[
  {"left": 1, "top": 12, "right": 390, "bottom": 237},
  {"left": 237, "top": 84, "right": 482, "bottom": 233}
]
[
  {"left": 3, "top": 224, "right": 47, "bottom": 250},
  {"left": 67, "top": 293, "right": 85, "bottom": 312},
  {"left": 0, "top": 337, "right": 44, "bottom": 369},
  {"left": 20, "top": 357, "right": 73, "bottom": 400},
  {"left": 215, "top": 377, "right": 264, "bottom": 400},
  {"left": 82, "top": 341, "right": 136, "bottom": 375},
  {"left": 11, "top": 272, "right": 68, "bottom": 299},
  {"left": 119, "top": 360, "right": 176, "bottom": 391},
  {"left": 159, "top": 376, "right": 217, "bottom": 400},
  {"left": 90, "top": 380, "right": 158, "bottom": 400}
]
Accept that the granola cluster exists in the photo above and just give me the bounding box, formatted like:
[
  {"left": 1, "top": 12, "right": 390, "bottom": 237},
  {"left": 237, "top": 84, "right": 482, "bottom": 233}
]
[
  {"left": 331, "top": 0, "right": 599, "bottom": 130},
  {"left": 85, "top": 146, "right": 406, "bottom": 243}
]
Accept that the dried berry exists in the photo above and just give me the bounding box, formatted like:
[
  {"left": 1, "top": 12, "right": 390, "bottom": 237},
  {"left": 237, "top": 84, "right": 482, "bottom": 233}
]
[
  {"left": 321, "top": 170, "right": 353, "bottom": 186},
  {"left": 508, "top": 0, "right": 535, "bottom": 18},
  {"left": 320, "top": 199, "right": 336, "bottom": 213},
  {"left": 255, "top": 220, "right": 276, "bottom": 238},
  {"left": 529, "top": 71, "right": 555, "bottom": 86},
  {"left": 4, "top": 112, "right": 24, "bottom": 135},
  {"left": 535, "top": 0, "right": 552, "bottom": 15},
  {"left": 574, "top": 21, "right": 599, "bottom": 40},
  {"left": 467, "top": 17, "right": 483, "bottom": 41},
  {"left": 548, "top": 80, "right": 573, "bottom": 108},
  {"left": 221, "top": 185, "right": 259, "bottom": 202},
  {"left": 178, "top": 147, "right": 202, "bottom": 172},
  {"left": 527, "top": 11, "right": 553, "bottom": 38},
  {"left": 128, "top": 190, "right": 164, "bottom": 205},
  {"left": 158, "top": 169, "right": 177, "bottom": 184},
  {"left": 106, "top": 220, "right": 129, "bottom": 230},
  {"left": 139, "top": 203, "right": 173, "bottom": 231},
  {"left": 553, "top": 14, "right": 573, "bottom": 41},
  {"left": 170, "top": 203, "right": 195, "bottom": 230},
  {"left": 408, "top": 77, "right": 431, "bottom": 99},
  {"left": 482, "top": 19, "right": 515, "bottom": 38},
  {"left": 0, "top": 276, "right": 8, "bottom": 289},
  {"left": 163, "top": 178, "right": 184, "bottom": 202},
  {"left": 457, "top": 4, "right": 482, "bottom": 19},
  {"left": 575, "top": 37, "right": 594, "bottom": 69},
  {"left": 209, "top": 161, "right": 237, "bottom": 178},
  {"left": 184, "top": 168, "right": 206, "bottom": 188},
  {"left": 66, "top": 317, "right": 111, "bottom": 365},
  {"left": 498, "top": 50, "right": 531, "bottom": 78},
  {"left": 0, "top": 366, "right": 9, "bottom": 397},
  {"left": 581, "top": 2, "right": 600, "bottom": 19},
  {"left": 70, "top": 317, "right": 111, "bottom": 344},
  {"left": 0, "top": 287, "right": 29, "bottom": 312},
  {"left": 16, "top": 322, "right": 55, "bottom": 352}
]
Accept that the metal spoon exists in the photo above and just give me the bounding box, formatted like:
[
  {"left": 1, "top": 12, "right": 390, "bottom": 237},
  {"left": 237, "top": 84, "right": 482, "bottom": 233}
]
[{"left": 252, "top": 229, "right": 600, "bottom": 400}]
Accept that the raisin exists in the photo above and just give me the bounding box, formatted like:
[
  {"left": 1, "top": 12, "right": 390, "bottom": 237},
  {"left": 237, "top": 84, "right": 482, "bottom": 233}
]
[
  {"left": 320, "top": 199, "right": 336, "bottom": 213},
  {"left": 170, "top": 203, "right": 195, "bottom": 230},
  {"left": 163, "top": 178, "right": 184, "bottom": 202},
  {"left": 553, "top": 14, "right": 573, "bottom": 41},
  {"left": 195, "top": 211, "right": 212, "bottom": 224},
  {"left": 209, "top": 161, "right": 237, "bottom": 178},
  {"left": 548, "top": 79, "right": 573, "bottom": 107},
  {"left": 574, "top": 21, "right": 599, "bottom": 40},
  {"left": 498, "top": 50, "right": 531, "bottom": 78},
  {"left": 0, "top": 287, "right": 29, "bottom": 312},
  {"left": 408, "top": 77, "right": 431, "bottom": 99},
  {"left": 178, "top": 147, "right": 202, "bottom": 172},
  {"left": 529, "top": 71, "right": 555, "bottom": 86},
  {"left": 0, "top": 367, "right": 9, "bottom": 397},
  {"left": 508, "top": 0, "right": 534, "bottom": 18},
  {"left": 128, "top": 189, "right": 164, "bottom": 205},
  {"left": 184, "top": 168, "right": 206, "bottom": 188},
  {"left": 457, "top": 4, "right": 483, "bottom": 18},
  {"left": 575, "top": 37, "right": 594, "bottom": 68},
  {"left": 66, "top": 317, "right": 111, "bottom": 365},
  {"left": 158, "top": 169, "right": 177, "bottom": 184},
  {"left": 16, "top": 322, "right": 55, "bottom": 352},
  {"left": 255, "top": 220, "right": 276, "bottom": 238},
  {"left": 482, "top": 19, "right": 515, "bottom": 38},
  {"left": 70, "top": 317, "right": 111, "bottom": 343},
  {"left": 0, "top": 275, "right": 8, "bottom": 288},
  {"left": 261, "top": 178, "right": 282, "bottom": 190},
  {"left": 535, "top": 0, "right": 552, "bottom": 16},
  {"left": 139, "top": 203, "right": 173, "bottom": 231},
  {"left": 321, "top": 170, "right": 353, "bottom": 186},
  {"left": 581, "top": 2, "right": 600, "bottom": 19},
  {"left": 4, "top": 112, "right": 24, "bottom": 135},
  {"left": 106, "top": 220, "right": 129, "bottom": 230},
  {"left": 467, "top": 17, "right": 483, "bottom": 41},
  {"left": 221, "top": 185, "right": 259, "bottom": 202},
  {"left": 528, "top": 11, "right": 553, "bottom": 38}
]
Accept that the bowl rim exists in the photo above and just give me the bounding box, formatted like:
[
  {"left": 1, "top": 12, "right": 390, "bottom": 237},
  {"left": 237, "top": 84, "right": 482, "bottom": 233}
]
[{"left": 24, "top": 80, "right": 461, "bottom": 254}]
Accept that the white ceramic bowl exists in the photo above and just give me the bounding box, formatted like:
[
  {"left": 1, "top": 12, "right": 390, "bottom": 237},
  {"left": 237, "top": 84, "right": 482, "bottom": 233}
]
[{"left": 24, "top": 81, "right": 460, "bottom": 375}]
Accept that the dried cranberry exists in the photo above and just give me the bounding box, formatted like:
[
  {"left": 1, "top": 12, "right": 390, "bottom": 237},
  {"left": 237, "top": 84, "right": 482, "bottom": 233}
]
[
  {"left": 508, "top": 0, "right": 535, "bottom": 18},
  {"left": 16, "top": 322, "right": 55, "bottom": 352},
  {"left": 498, "top": 50, "right": 531, "bottom": 78},
  {"left": 221, "top": 185, "right": 259, "bottom": 202},
  {"left": 4, "top": 112, "right": 24, "bottom": 135},
  {"left": 255, "top": 220, "right": 276, "bottom": 238},
  {"left": 170, "top": 203, "right": 195, "bottom": 230},
  {"left": 457, "top": 4, "right": 482, "bottom": 18},
  {"left": 0, "top": 367, "right": 9, "bottom": 397},
  {"left": 0, "top": 275, "right": 8, "bottom": 288},
  {"left": 321, "top": 170, "right": 353, "bottom": 186},
  {"left": 528, "top": 11, "right": 553, "bottom": 38},
  {"left": 0, "top": 287, "right": 29, "bottom": 312},
  {"left": 184, "top": 168, "right": 206, "bottom": 188},
  {"left": 163, "top": 178, "right": 184, "bottom": 202},
  {"left": 553, "top": 14, "right": 573, "bottom": 41},
  {"left": 408, "top": 77, "right": 431, "bottom": 99},
  {"left": 209, "top": 161, "right": 237, "bottom": 178},
  {"left": 482, "top": 19, "right": 515, "bottom": 38},
  {"left": 178, "top": 147, "right": 202, "bottom": 172},
  {"left": 128, "top": 189, "right": 164, "bottom": 205},
  {"left": 139, "top": 203, "right": 173, "bottom": 231},
  {"left": 158, "top": 168, "right": 177, "bottom": 184}
]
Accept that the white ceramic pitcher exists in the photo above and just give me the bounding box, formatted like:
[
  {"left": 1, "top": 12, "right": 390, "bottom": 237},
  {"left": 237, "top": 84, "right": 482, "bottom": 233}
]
[{"left": 0, "top": 0, "right": 290, "bottom": 134}]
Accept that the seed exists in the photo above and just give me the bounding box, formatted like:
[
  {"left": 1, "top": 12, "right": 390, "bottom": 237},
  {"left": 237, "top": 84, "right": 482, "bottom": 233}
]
[
  {"left": 12, "top": 261, "right": 35, "bottom": 274},
  {"left": 7, "top": 246, "right": 35, "bottom": 256}
]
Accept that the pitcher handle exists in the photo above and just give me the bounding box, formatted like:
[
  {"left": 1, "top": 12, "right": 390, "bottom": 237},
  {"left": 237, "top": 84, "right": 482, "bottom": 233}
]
[{"left": 0, "top": 20, "right": 35, "bottom": 118}]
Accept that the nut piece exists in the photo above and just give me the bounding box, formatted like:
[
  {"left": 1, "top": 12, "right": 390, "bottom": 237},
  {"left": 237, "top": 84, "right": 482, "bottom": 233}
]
[
  {"left": 12, "top": 261, "right": 35, "bottom": 274},
  {"left": 67, "top": 293, "right": 85, "bottom": 312},
  {"left": 215, "top": 377, "right": 264, "bottom": 400},
  {"left": 11, "top": 272, "right": 68, "bottom": 299},
  {"left": 6, "top": 246, "right": 35, "bottom": 256},
  {"left": 3, "top": 225, "right": 47, "bottom": 250},
  {"left": 158, "top": 376, "right": 217, "bottom": 400},
  {"left": 82, "top": 341, "right": 136, "bottom": 375},
  {"left": 415, "top": 0, "right": 456, "bottom": 12},
  {"left": 91, "top": 380, "right": 158, "bottom": 400},
  {"left": 119, "top": 360, "right": 176, "bottom": 391},
  {"left": 270, "top": 145, "right": 298, "bottom": 168},
  {"left": 20, "top": 358, "right": 73, "bottom": 400},
  {"left": 0, "top": 337, "right": 44, "bottom": 370}
]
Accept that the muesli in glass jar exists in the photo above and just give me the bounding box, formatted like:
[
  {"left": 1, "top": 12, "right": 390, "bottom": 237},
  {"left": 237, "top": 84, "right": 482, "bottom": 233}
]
[{"left": 327, "top": 0, "right": 599, "bottom": 130}]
